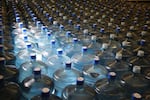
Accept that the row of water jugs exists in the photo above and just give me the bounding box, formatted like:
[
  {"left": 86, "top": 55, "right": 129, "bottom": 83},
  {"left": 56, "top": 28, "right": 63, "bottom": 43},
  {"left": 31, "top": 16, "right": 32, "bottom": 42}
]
[{"left": 0, "top": 0, "right": 150, "bottom": 100}]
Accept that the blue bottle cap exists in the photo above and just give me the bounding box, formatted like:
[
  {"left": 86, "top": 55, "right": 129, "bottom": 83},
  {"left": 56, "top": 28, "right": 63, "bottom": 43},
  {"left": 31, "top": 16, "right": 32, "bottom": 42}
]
[
  {"left": 59, "top": 25, "right": 64, "bottom": 30},
  {"left": 76, "top": 24, "right": 80, "bottom": 30},
  {"left": 40, "top": 8, "right": 43, "bottom": 12},
  {"left": 82, "top": 46, "right": 87, "bottom": 52},
  {"left": 77, "top": 77, "right": 84, "bottom": 85},
  {"left": 66, "top": 31, "right": 71, "bottom": 37},
  {"left": 30, "top": 53, "right": 36, "bottom": 60},
  {"left": 31, "top": 13, "right": 35, "bottom": 17},
  {"left": 140, "top": 40, "right": 146, "bottom": 46},
  {"left": 45, "top": 13, "right": 49, "bottom": 17},
  {"left": 47, "top": 31, "right": 51, "bottom": 37},
  {"left": 29, "top": 10, "right": 32, "bottom": 14},
  {"left": 73, "top": 38, "right": 78, "bottom": 43},
  {"left": 32, "top": 17, "right": 37, "bottom": 21},
  {"left": 121, "top": 17, "right": 126, "bottom": 21},
  {"left": 108, "top": 72, "right": 116, "bottom": 80},
  {"left": 132, "top": 93, "right": 142, "bottom": 100},
  {"left": 41, "top": 26, "right": 46, "bottom": 31},
  {"left": 48, "top": 17, "right": 53, "bottom": 22},
  {"left": 41, "top": 88, "right": 50, "bottom": 98},
  {"left": 36, "top": 21, "right": 41, "bottom": 26},
  {"left": 57, "top": 48, "right": 63, "bottom": 55},
  {"left": 27, "top": 8, "right": 30, "bottom": 11},
  {"left": 51, "top": 40, "right": 56, "bottom": 45},
  {"left": 18, "top": 22, "right": 23, "bottom": 28},
  {"left": 92, "top": 24, "right": 97, "bottom": 29},
  {"left": 94, "top": 56, "right": 99, "bottom": 64},
  {"left": 22, "top": 28, "right": 27, "bottom": 33},
  {"left": 65, "top": 61, "right": 72, "bottom": 69},
  {"left": 15, "top": 13, "right": 20, "bottom": 17},
  {"left": 143, "top": 25, "right": 148, "bottom": 31},
  {"left": 116, "top": 26, "right": 120, "bottom": 33},
  {"left": 100, "top": 28, "right": 105, "bottom": 33},
  {"left": 16, "top": 17, "right": 20, "bottom": 22},
  {"left": 68, "top": 20, "right": 73, "bottom": 25},
  {"left": 33, "top": 67, "right": 41, "bottom": 75},
  {"left": 24, "top": 36, "right": 28, "bottom": 41},
  {"left": 26, "top": 43, "right": 32, "bottom": 48},
  {"left": 72, "top": 12, "right": 76, "bottom": 17}
]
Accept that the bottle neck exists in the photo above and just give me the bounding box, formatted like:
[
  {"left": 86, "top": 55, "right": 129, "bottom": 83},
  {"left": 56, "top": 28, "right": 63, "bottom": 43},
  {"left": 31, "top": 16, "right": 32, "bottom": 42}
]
[
  {"left": 41, "top": 93, "right": 50, "bottom": 100},
  {"left": 65, "top": 64, "right": 72, "bottom": 70},
  {"left": 34, "top": 73, "right": 41, "bottom": 80},
  {"left": 51, "top": 43, "right": 57, "bottom": 49},
  {"left": 76, "top": 84, "right": 84, "bottom": 91},
  {"left": 92, "top": 39, "right": 97, "bottom": 43},
  {"left": 82, "top": 49, "right": 88, "bottom": 56},
  {"left": 57, "top": 53, "right": 63, "bottom": 57},
  {"left": 108, "top": 78, "right": 116, "bottom": 84},
  {"left": 33, "top": 68, "right": 41, "bottom": 80},
  {"left": 93, "top": 60, "right": 99, "bottom": 67},
  {"left": 31, "top": 58, "right": 36, "bottom": 62}
]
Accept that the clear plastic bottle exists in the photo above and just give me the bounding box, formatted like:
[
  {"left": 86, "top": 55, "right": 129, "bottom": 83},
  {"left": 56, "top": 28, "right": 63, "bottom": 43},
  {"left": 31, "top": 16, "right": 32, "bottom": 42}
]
[
  {"left": 21, "top": 67, "right": 54, "bottom": 100},
  {"left": 31, "top": 87, "right": 62, "bottom": 100},
  {"left": 87, "top": 35, "right": 102, "bottom": 55},
  {"left": 129, "top": 50, "right": 150, "bottom": 69},
  {"left": 121, "top": 66, "right": 150, "bottom": 95},
  {"left": 95, "top": 72, "right": 127, "bottom": 100},
  {"left": 0, "top": 57, "right": 19, "bottom": 82},
  {"left": 15, "top": 42, "right": 42, "bottom": 68},
  {"left": 71, "top": 46, "right": 95, "bottom": 71},
  {"left": 64, "top": 38, "right": 82, "bottom": 58},
  {"left": 107, "top": 34, "right": 121, "bottom": 53},
  {"left": 13, "top": 35, "right": 37, "bottom": 55},
  {"left": 49, "top": 21, "right": 59, "bottom": 33},
  {"left": 106, "top": 53, "right": 129, "bottom": 79},
  {"left": 97, "top": 43, "right": 115, "bottom": 66},
  {"left": 133, "top": 39, "right": 150, "bottom": 55},
  {"left": 47, "top": 48, "right": 70, "bottom": 70},
  {"left": 42, "top": 39, "right": 60, "bottom": 61},
  {"left": 54, "top": 24, "right": 67, "bottom": 42},
  {"left": 19, "top": 53, "right": 48, "bottom": 83},
  {"left": 53, "top": 61, "right": 81, "bottom": 97},
  {"left": 79, "top": 29, "right": 92, "bottom": 47},
  {"left": 0, "top": 44, "right": 16, "bottom": 65},
  {"left": 117, "top": 40, "right": 133, "bottom": 61},
  {"left": 0, "top": 75, "right": 21, "bottom": 100},
  {"left": 83, "top": 56, "right": 108, "bottom": 87},
  {"left": 58, "top": 31, "right": 73, "bottom": 47},
  {"left": 61, "top": 77, "right": 96, "bottom": 100}
]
